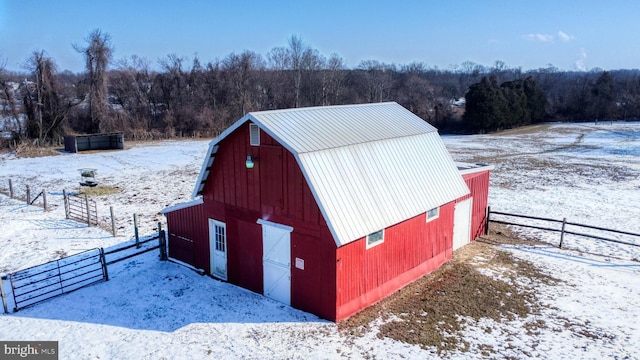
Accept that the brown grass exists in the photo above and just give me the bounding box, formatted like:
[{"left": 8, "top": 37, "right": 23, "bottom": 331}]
[
  {"left": 78, "top": 184, "right": 122, "bottom": 196},
  {"left": 339, "top": 224, "right": 560, "bottom": 355}
]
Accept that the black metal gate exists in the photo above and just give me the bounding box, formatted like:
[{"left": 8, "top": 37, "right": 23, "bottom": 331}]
[
  {"left": 9, "top": 248, "right": 107, "bottom": 311},
  {"left": 2, "top": 229, "right": 167, "bottom": 313}
]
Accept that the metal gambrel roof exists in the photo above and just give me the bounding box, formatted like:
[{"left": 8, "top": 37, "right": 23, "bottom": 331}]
[{"left": 192, "top": 102, "right": 470, "bottom": 247}]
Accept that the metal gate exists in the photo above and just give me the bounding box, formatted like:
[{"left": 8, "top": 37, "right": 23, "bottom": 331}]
[
  {"left": 9, "top": 248, "right": 107, "bottom": 311},
  {"left": 64, "top": 193, "right": 98, "bottom": 226}
]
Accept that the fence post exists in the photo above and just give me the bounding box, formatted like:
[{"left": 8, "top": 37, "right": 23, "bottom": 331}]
[
  {"left": 161, "top": 230, "right": 167, "bottom": 261},
  {"left": 110, "top": 206, "right": 116, "bottom": 237},
  {"left": 485, "top": 206, "right": 491, "bottom": 235},
  {"left": 0, "top": 275, "right": 8, "bottom": 314},
  {"left": 158, "top": 222, "right": 167, "bottom": 261},
  {"left": 99, "top": 248, "right": 109, "bottom": 281},
  {"left": 26, "top": 185, "right": 30, "bottom": 205},
  {"left": 85, "top": 194, "right": 91, "bottom": 226},
  {"left": 63, "top": 190, "right": 69, "bottom": 219},
  {"left": 559, "top": 217, "right": 567, "bottom": 248},
  {"left": 42, "top": 189, "right": 47, "bottom": 211},
  {"left": 134, "top": 214, "right": 140, "bottom": 248},
  {"left": 9, "top": 179, "right": 13, "bottom": 199}
]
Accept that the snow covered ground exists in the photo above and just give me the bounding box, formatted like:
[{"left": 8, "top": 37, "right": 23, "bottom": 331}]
[{"left": 0, "top": 122, "right": 638, "bottom": 359}]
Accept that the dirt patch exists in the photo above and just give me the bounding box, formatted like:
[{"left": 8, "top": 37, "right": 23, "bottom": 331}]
[{"left": 339, "top": 224, "right": 560, "bottom": 355}]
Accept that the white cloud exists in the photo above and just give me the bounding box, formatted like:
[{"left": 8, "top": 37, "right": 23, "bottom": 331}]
[
  {"left": 523, "top": 31, "right": 575, "bottom": 43},
  {"left": 557, "top": 31, "right": 575, "bottom": 42},
  {"left": 523, "top": 33, "right": 554, "bottom": 42},
  {"left": 575, "top": 48, "right": 588, "bottom": 71}
]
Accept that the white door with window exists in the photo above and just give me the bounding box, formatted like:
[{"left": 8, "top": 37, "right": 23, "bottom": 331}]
[
  {"left": 209, "top": 219, "right": 227, "bottom": 280},
  {"left": 453, "top": 198, "right": 473, "bottom": 251},
  {"left": 258, "top": 219, "right": 292, "bottom": 305}
]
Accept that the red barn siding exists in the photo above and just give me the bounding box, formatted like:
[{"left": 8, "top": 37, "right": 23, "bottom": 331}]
[
  {"left": 203, "top": 122, "right": 325, "bottom": 227},
  {"left": 290, "top": 226, "right": 337, "bottom": 320},
  {"left": 335, "top": 201, "right": 455, "bottom": 321},
  {"left": 226, "top": 214, "right": 264, "bottom": 294},
  {"left": 165, "top": 203, "right": 209, "bottom": 271},
  {"left": 461, "top": 170, "right": 491, "bottom": 241}
]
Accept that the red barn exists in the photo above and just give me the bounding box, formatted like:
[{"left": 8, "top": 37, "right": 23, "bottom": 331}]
[{"left": 162, "top": 102, "right": 491, "bottom": 321}]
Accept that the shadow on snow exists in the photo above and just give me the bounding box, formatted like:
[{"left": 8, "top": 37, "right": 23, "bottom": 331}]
[{"left": 7, "top": 251, "right": 324, "bottom": 331}]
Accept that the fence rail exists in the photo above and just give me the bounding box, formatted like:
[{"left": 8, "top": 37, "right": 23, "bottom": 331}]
[
  {"left": 487, "top": 208, "right": 640, "bottom": 249},
  {"left": 1, "top": 227, "right": 167, "bottom": 313}
]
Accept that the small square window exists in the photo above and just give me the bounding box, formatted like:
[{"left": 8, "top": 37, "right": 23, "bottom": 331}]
[
  {"left": 426, "top": 207, "right": 440, "bottom": 222},
  {"left": 366, "top": 229, "right": 384, "bottom": 249},
  {"left": 250, "top": 123, "right": 260, "bottom": 146}
]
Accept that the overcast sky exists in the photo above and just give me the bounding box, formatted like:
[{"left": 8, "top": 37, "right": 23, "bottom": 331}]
[{"left": 2, "top": 0, "right": 639, "bottom": 73}]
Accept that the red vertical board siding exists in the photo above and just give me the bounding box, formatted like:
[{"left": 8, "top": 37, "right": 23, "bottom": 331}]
[
  {"left": 290, "top": 230, "right": 337, "bottom": 320},
  {"left": 462, "top": 171, "right": 491, "bottom": 241},
  {"left": 165, "top": 203, "right": 209, "bottom": 272},
  {"left": 259, "top": 145, "right": 284, "bottom": 215},
  {"left": 335, "top": 202, "right": 455, "bottom": 321},
  {"left": 204, "top": 123, "right": 325, "bottom": 232},
  {"left": 227, "top": 216, "right": 263, "bottom": 294}
]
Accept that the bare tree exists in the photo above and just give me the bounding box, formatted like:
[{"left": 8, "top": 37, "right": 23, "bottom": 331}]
[
  {"left": 287, "top": 35, "right": 308, "bottom": 108},
  {"left": 111, "top": 55, "right": 154, "bottom": 135},
  {"left": 358, "top": 60, "right": 395, "bottom": 103},
  {"left": 0, "top": 57, "right": 24, "bottom": 139},
  {"left": 23, "top": 51, "right": 68, "bottom": 144},
  {"left": 322, "top": 53, "right": 346, "bottom": 106},
  {"left": 222, "top": 51, "right": 265, "bottom": 117},
  {"left": 74, "top": 29, "right": 113, "bottom": 133}
]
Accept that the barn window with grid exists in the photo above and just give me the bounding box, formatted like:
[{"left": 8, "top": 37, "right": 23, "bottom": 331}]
[{"left": 214, "top": 224, "right": 226, "bottom": 252}]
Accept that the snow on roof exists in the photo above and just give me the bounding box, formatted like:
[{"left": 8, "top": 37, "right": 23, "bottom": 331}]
[
  {"left": 193, "top": 102, "right": 469, "bottom": 247},
  {"left": 456, "top": 162, "right": 495, "bottom": 176}
]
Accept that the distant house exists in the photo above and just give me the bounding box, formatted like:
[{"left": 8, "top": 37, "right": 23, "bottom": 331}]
[{"left": 162, "top": 102, "right": 492, "bottom": 321}]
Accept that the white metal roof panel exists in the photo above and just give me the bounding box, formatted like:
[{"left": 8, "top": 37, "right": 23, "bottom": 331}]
[
  {"left": 298, "top": 131, "right": 469, "bottom": 246},
  {"left": 250, "top": 102, "right": 437, "bottom": 153}
]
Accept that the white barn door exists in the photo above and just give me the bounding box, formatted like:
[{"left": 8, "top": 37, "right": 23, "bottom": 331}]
[
  {"left": 453, "top": 198, "right": 473, "bottom": 251},
  {"left": 209, "top": 219, "right": 228, "bottom": 280},
  {"left": 258, "top": 219, "right": 292, "bottom": 305}
]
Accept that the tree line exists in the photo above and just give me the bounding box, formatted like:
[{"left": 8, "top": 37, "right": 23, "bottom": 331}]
[{"left": 1, "top": 31, "right": 639, "bottom": 147}]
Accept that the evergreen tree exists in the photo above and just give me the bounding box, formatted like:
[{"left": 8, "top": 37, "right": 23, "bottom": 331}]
[
  {"left": 587, "top": 71, "right": 616, "bottom": 120},
  {"left": 463, "top": 76, "right": 508, "bottom": 132},
  {"left": 464, "top": 76, "right": 546, "bottom": 132},
  {"left": 523, "top": 77, "right": 547, "bottom": 123}
]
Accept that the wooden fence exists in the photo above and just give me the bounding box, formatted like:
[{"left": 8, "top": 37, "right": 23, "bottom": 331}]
[
  {"left": 0, "top": 226, "right": 167, "bottom": 313},
  {"left": 2, "top": 179, "right": 120, "bottom": 235},
  {"left": 487, "top": 207, "right": 640, "bottom": 250}
]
